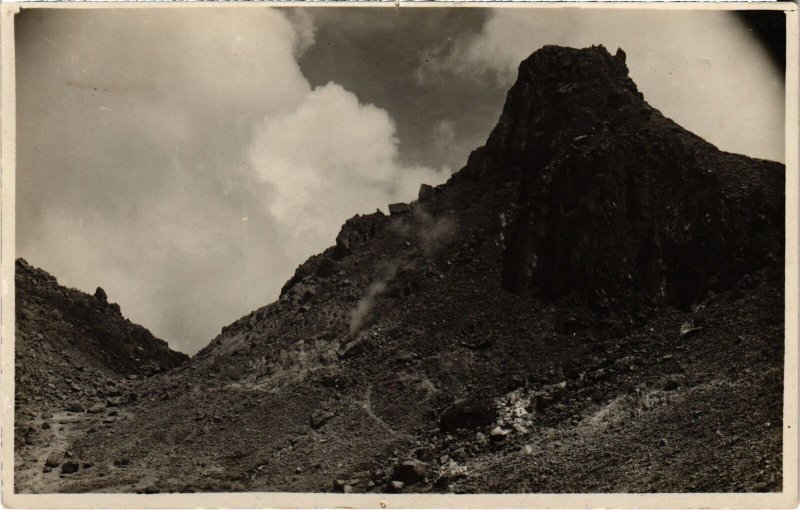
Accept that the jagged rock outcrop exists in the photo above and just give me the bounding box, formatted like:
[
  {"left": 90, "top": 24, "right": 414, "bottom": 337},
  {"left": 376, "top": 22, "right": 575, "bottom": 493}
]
[
  {"left": 15, "top": 258, "right": 187, "bottom": 380},
  {"left": 459, "top": 46, "right": 784, "bottom": 313},
  {"left": 333, "top": 211, "right": 390, "bottom": 259},
  {"left": 279, "top": 211, "right": 390, "bottom": 298}
]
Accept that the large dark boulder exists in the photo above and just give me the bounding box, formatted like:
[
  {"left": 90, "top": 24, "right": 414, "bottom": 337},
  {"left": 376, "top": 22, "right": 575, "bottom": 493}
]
[{"left": 439, "top": 397, "right": 498, "bottom": 433}]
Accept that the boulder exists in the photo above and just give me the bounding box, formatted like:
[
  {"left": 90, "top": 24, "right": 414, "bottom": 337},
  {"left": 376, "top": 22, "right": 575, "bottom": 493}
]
[
  {"left": 680, "top": 321, "right": 703, "bottom": 339},
  {"left": 489, "top": 426, "right": 510, "bottom": 442},
  {"left": 87, "top": 403, "right": 106, "bottom": 414},
  {"left": 439, "top": 397, "right": 497, "bottom": 432},
  {"left": 614, "top": 47, "right": 627, "bottom": 63},
  {"left": 393, "top": 460, "right": 429, "bottom": 485},
  {"left": 337, "top": 336, "right": 369, "bottom": 359},
  {"left": 65, "top": 402, "right": 85, "bottom": 413},
  {"left": 435, "top": 461, "right": 468, "bottom": 487},
  {"left": 388, "top": 203, "right": 411, "bottom": 215},
  {"left": 61, "top": 461, "right": 80, "bottom": 474},
  {"left": 94, "top": 287, "right": 108, "bottom": 303},
  {"left": 387, "top": 480, "right": 405, "bottom": 492},
  {"left": 310, "top": 409, "right": 335, "bottom": 429},
  {"left": 418, "top": 184, "right": 435, "bottom": 202}
]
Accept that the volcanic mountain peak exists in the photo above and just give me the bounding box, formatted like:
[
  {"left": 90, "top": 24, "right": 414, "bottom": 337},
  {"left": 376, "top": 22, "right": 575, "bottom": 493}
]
[
  {"left": 451, "top": 45, "right": 784, "bottom": 314},
  {"left": 14, "top": 45, "right": 785, "bottom": 494},
  {"left": 472, "top": 45, "right": 641, "bottom": 173}
]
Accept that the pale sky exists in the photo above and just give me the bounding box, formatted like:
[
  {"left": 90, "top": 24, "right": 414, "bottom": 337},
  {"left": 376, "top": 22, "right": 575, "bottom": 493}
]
[{"left": 15, "top": 7, "right": 785, "bottom": 354}]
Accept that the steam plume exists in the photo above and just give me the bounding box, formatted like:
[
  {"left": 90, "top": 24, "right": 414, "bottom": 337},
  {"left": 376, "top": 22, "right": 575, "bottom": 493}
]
[{"left": 349, "top": 281, "right": 387, "bottom": 335}]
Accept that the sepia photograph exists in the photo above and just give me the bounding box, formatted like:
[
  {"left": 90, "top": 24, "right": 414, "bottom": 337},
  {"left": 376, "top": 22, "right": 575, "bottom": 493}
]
[{"left": 1, "top": 2, "right": 797, "bottom": 508}]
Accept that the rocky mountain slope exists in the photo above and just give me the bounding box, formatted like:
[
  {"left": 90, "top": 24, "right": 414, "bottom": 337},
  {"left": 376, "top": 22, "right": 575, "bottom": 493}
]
[
  {"left": 14, "top": 45, "right": 785, "bottom": 494},
  {"left": 13, "top": 258, "right": 188, "bottom": 490}
]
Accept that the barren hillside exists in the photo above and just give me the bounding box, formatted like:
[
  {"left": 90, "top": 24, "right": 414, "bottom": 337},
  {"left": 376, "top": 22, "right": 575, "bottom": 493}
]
[{"left": 15, "top": 45, "right": 784, "bottom": 494}]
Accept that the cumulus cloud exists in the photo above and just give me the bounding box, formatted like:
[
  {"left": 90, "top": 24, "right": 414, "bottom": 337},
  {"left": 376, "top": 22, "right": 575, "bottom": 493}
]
[
  {"left": 249, "top": 82, "right": 447, "bottom": 255},
  {"left": 416, "top": 10, "right": 785, "bottom": 163},
  {"left": 285, "top": 8, "right": 317, "bottom": 57}
]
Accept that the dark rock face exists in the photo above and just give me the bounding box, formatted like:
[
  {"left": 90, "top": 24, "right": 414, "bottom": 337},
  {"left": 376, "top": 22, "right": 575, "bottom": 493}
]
[
  {"left": 333, "top": 211, "right": 390, "bottom": 259},
  {"left": 468, "top": 46, "right": 784, "bottom": 312}
]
